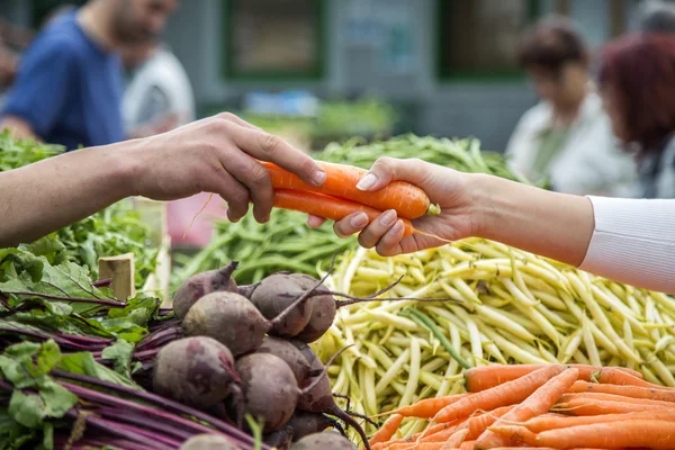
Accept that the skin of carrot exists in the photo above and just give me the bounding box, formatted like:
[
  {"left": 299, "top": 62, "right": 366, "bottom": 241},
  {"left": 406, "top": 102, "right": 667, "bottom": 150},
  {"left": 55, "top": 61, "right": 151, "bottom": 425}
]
[
  {"left": 476, "top": 368, "right": 579, "bottom": 450},
  {"left": 459, "top": 440, "right": 477, "bottom": 450},
  {"left": 394, "top": 394, "right": 470, "bottom": 418},
  {"left": 434, "top": 365, "right": 566, "bottom": 424},
  {"left": 369, "top": 414, "right": 405, "bottom": 447},
  {"left": 554, "top": 397, "right": 675, "bottom": 415},
  {"left": 532, "top": 420, "right": 675, "bottom": 449},
  {"left": 463, "top": 364, "right": 641, "bottom": 393},
  {"left": 445, "top": 405, "right": 516, "bottom": 448},
  {"left": 595, "top": 368, "right": 659, "bottom": 388},
  {"left": 559, "top": 392, "right": 675, "bottom": 407},
  {"left": 523, "top": 410, "right": 675, "bottom": 433},
  {"left": 272, "top": 188, "right": 415, "bottom": 237},
  {"left": 261, "top": 161, "right": 435, "bottom": 219},
  {"left": 382, "top": 443, "right": 447, "bottom": 450},
  {"left": 375, "top": 421, "right": 460, "bottom": 448},
  {"left": 567, "top": 380, "right": 675, "bottom": 402}
]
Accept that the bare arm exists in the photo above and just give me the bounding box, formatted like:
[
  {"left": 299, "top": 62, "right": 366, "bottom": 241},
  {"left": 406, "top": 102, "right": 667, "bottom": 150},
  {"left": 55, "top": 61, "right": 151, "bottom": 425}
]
[
  {"left": 0, "top": 113, "right": 324, "bottom": 248},
  {"left": 0, "top": 115, "right": 38, "bottom": 141}
]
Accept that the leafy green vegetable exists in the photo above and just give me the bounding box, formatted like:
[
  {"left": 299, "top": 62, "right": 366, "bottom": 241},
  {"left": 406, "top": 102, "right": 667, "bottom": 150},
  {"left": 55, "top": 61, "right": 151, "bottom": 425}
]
[
  {"left": 58, "top": 351, "right": 139, "bottom": 389},
  {"left": 0, "top": 131, "right": 64, "bottom": 172}
]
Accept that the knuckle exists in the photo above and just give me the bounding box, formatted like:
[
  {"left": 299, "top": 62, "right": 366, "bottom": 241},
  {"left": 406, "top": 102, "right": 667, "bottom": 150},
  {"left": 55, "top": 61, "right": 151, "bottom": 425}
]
[
  {"left": 217, "top": 112, "right": 238, "bottom": 122},
  {"left": 248, "top": 163, "right": 271, "bottom": 187},
  {"left": 257, "top": 133, "right": 282, "bottom": 155}
]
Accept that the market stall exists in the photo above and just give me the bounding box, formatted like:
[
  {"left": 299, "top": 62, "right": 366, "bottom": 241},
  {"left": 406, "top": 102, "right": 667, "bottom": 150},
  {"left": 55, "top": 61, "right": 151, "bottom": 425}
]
[{"left": 1, "top": 132, "right": 674, "bottom": 450}]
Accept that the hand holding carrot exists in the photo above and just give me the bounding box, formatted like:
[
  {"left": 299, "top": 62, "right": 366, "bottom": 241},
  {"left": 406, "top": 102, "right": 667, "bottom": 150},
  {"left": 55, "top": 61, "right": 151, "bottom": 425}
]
[{"left": 310, "top": 157, "right": 483, "bottom": 256}]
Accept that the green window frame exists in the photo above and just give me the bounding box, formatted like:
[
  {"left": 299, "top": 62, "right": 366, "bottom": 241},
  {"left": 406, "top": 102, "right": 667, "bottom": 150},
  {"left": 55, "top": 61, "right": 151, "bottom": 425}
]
[
  {"left": 435, "top": 0, "right": 540, "bottom": 83},
  {"left": 221, "top": 0, "right": 328, "bottom": 82}
]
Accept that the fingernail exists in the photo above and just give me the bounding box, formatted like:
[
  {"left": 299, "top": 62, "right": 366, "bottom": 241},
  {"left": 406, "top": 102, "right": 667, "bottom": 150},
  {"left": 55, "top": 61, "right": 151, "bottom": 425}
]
[
  {"left": 312, "top": 170, "right": 326, "bottom": 186},
  {"left": 380, "top": 209, "right": 397, "bottom": 226},
  {"left": 356, "top": 173, "right": 378, "bottom": 191},
  {"left": 350, "top": 212, "right": 369, "bottom": 228}
]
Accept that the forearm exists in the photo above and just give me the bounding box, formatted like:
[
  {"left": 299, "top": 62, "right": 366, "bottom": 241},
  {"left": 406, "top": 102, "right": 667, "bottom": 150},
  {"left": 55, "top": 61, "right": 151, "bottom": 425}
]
[
  {"left": 0, "top": 141, "right": 138, "bottom": 247},
  {"left": 472, "top": 174, "right": 594, "bottom": 267}
]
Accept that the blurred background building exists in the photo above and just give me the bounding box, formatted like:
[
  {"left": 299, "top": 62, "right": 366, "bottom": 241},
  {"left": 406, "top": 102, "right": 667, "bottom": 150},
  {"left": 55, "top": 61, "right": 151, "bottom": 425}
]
[{"left": 0, "top": 0, "right": 653, "bottom": 151}]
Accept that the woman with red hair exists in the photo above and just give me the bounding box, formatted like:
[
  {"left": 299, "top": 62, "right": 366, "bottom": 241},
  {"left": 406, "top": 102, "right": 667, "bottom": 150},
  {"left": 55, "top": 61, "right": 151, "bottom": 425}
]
[{"left": 598, "top": 33, "right": 675, "bottom": 198}]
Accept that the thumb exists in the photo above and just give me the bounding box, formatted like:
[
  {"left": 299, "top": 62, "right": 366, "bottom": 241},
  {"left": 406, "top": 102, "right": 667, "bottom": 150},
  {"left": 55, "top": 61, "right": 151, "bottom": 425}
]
[{"left": 356, "top": 157, "right": 430, "bottom": 191}]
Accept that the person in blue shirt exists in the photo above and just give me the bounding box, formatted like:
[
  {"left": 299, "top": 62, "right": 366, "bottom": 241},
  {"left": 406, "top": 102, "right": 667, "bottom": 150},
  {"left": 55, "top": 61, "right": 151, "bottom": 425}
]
[{"left": 0, "top": 0, "right": 178, "bottom": 151}]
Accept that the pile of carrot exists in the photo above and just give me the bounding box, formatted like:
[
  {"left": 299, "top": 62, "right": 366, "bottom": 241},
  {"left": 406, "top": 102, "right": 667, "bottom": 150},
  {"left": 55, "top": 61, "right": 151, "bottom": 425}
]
[
  {"left": 261, "top": 161, "right": 441, "bottom": 237},
  {"left": 366, "top": 363, "right": 675, "bottom": 450}
]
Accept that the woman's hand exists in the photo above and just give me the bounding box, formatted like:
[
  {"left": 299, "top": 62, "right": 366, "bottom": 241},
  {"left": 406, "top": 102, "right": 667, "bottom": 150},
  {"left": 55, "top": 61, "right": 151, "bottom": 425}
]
[{"left": 309, "top": 157, "right": 485, "bottom": 256}]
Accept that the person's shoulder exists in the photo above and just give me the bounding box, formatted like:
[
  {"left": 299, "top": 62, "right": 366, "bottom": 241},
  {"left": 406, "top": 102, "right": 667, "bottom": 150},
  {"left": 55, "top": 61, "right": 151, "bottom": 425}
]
[
  {"left": 31, "top": 15, "right": 88, "bottom": 58},
  {"left": 514, "top": 101, "right": 551, "bottom": 132}
]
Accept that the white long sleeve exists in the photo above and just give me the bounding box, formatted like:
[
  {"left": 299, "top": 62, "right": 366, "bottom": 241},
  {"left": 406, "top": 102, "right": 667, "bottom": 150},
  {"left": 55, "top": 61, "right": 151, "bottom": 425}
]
[{"left": 579, "top": 196, "right": 675, "bottom": 294}]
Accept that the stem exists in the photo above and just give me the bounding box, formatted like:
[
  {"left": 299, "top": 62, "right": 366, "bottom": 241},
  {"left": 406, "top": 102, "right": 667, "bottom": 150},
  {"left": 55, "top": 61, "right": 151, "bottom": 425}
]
[
  {"left": 135, "top": 325, "right": 181, "bottom": 352},
  {"left": 96, "top": 405, "right": 194, "bottom": 441},
  {"left": 53, "top": 371, "right": 262, "bottom": 448},
  {"left": 92, "top": 278, "right": 113, "bottom": 288},
  {"left": 0, "top": 290, "right": 126, "bottom": 307},
  {"left": 245, "top": 414, "right": 263, "bottom": 450},
  {"left": 403, "top": 308, "right": 472, "bottom": 369}
]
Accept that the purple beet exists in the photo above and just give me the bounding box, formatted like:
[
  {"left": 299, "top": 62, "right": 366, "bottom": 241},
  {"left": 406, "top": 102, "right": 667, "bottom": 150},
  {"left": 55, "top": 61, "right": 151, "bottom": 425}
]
[
  {"left": 173, "top": 262, "right": 240, "bottom": 320},
  {"left": 291, "top": 432, "right": 357, "bottom": 450},
  {"left": 256, "top": 336, "right": 311, "bottom": 385},
  {"left": 152, "top": 336, "right": 241, "bottom": 410}
]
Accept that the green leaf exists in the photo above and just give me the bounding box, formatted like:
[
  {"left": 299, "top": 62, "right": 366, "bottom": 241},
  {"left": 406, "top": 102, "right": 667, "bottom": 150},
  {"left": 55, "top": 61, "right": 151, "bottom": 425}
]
[
  {"left": 58, "top": 352, "right": 139, "bottom": 389},
  {"left": 0, "top": 341, "right": 61, "bottom": 388},
  {"left": 39, "top": 382, "right": 77, "bottom": 419},
  {"left": 9, "top": 391, "right": 43, "bottom": 429},
  {"left": 101, "top": 339, "right": 134, "bottom": 376}
]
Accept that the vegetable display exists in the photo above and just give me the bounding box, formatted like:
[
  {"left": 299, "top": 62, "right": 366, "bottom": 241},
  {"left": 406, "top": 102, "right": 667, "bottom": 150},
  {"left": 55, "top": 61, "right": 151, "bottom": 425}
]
[
  {"left": 311, "top": 238, "right": 675, "bottom": 441},
  {"left": 368, "top": 363, "right": 675, "bottom": 449}
]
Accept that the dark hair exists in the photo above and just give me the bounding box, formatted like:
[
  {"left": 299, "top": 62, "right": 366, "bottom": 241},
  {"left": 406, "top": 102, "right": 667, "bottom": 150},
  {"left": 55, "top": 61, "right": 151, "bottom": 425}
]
[
  {"left": 598, "top": 33, "right": 675, "bottom": 154},
  {"left": 639, "top": 1, "right": 675, "bottom": 34},
  {"left": 517, "top": 17, "right": 588, "bottom": 73}
]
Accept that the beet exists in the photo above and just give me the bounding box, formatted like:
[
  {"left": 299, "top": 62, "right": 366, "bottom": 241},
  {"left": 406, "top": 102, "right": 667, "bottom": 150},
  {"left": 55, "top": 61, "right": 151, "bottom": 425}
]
[
  {"left": 179, "top": 434, "right": 242, "bottom": 450},
  {"left": 285, "top": 411, "right": 343, "bottom": 442},
  {"left": 182, "top": 291, "right": 270, "bottom": 356},
  {"left": 173, "top": 262, "right": 239, "bottom": 320},
  {"left": 290, "top": 342, "right": 371, "bottom": 450},
  {"left": 152, "top": 337, "right": 241, "bottom": 410},
  {"left": 257, "top": 336, "right": 311, "bottom": 385},
  {"left": 291, "top": 432, "right": 357, "bottom": 450},
  {"left": 235, "top": 353, "right": 300, "bottom": 432},
  {"left": 249, "top": 273, "right": 315, "bottom": 337}
]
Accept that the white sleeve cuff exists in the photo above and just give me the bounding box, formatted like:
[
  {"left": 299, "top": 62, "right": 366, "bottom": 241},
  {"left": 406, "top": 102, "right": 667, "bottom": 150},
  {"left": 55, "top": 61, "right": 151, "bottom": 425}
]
[{"left": 579, "top": 196, "right": 675, "bottom": 294}]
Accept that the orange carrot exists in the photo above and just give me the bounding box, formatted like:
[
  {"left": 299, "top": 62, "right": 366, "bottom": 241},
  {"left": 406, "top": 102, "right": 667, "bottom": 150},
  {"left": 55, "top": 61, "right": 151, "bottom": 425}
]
[
  {"left": 392, "top": 394, "right": 470, "bottom": 418},
  {"left": 476, "top": 368, "right": 579, "bottom": 449},
  {"left": 383, "top": 443, "right": 447, "bottom": 450},
  {"left": 369, "top": 414, "right": 404, "bottom": 447},
  {"left": 594, "top": 367, "right": 659, "bottom": 388},
  {"left": 567, "top": 380, "right": 675, "bottom": 402},
  {"left": 261, "top": 161, "right": 440, "bottom": 219},
  {"left": 370, "top": 421, "right": 459, "bottom": 449},
  {"left": 492, "top": 420, "right": 675, "bottom": 449},
  {"left": 463, "top": 364, "right": 641, "bottom": 392},
  {"left": 273, "top": 189, "right": 416, "bottom": 237},
  {"left": 444, "top": 406, "right": 515, "bottom": 447},
  {"left": 459, "top": 440, "right": 477, "bottom": 450},
  {"left": 558, "top": 392, "right": 675, "bottom": 407},
  {"left": 553, "top": 397, "right": 675, "bottom": 415},
  {"left": 523, "top": 410, "right": 675, "bottom": 433},
  {"left": 434, "top": 365, "right": 565, "bottom": 424}
]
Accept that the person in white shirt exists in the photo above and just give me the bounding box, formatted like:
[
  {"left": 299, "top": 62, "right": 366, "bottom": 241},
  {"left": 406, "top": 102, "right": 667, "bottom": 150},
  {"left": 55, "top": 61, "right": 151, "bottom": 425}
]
[
  {"left": 322, "top": 157, "right": 675, "bottom": 296},
  {"left": 505, "top": 17, "right": 636, "bottom": 196},
  {"left": 121, "top": 39, "right": 195, "bottom": 138}
]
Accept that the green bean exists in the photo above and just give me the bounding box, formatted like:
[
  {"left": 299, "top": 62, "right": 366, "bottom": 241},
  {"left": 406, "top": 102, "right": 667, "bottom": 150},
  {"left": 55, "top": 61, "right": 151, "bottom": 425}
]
[{"left": 404, "top": 308, "right": 472, "bottom": 369}]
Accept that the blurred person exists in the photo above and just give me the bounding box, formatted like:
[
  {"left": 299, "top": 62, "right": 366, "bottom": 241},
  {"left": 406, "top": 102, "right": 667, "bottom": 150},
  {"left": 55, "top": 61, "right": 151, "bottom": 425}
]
[
  {"left": 0, "top": 0, "right": 178, "bottom": 150},
  {"left": 121, "top": 38, "right": 195, "bottom": 139},
  {"left": 505, "top": 17, "right": 636, "bottom": 196},
  {"left": 597, "top": 33, "right": 675, "bottom": 198},
  {"left": 638, "top": 0, "right": 675, "bottom": 33}
]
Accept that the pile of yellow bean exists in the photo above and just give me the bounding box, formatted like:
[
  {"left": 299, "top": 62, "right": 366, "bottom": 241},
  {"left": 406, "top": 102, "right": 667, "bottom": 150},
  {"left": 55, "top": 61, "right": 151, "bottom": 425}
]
[{"left": 311, "top": 237, "right": 675, "bottom": 438}]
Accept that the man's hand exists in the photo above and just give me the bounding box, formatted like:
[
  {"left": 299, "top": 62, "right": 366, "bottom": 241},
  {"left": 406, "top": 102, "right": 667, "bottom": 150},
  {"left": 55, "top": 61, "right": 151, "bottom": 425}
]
[{"left": 130, "top": 112, "right": 326, "bottom": 223}]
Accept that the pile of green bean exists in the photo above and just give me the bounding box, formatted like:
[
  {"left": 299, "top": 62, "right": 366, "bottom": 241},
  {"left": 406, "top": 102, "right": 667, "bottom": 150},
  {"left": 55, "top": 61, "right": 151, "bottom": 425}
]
[{"left": 311, "top": 238, "right": 675, "bottom": 439}]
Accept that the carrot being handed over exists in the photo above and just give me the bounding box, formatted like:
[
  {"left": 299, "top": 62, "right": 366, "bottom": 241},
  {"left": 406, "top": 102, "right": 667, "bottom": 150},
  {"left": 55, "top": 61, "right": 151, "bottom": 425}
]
[
  {"left": 433, "top": 365, "right": 565, "bottom": 424},
  {"left": 273, "top": 189, "right": 416, "bottom": 238},
  {"left": 490, "top": 420, "right": 675, "bottom": 449},
  {"left": 464, "top": 364, "right": 642, "bottom": 393},
  {"left": 261, "top": 161, "right": 441, "bottom": 219},
  {"left": 475, "top": 368, "right": 579, "bottom": 449}
]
